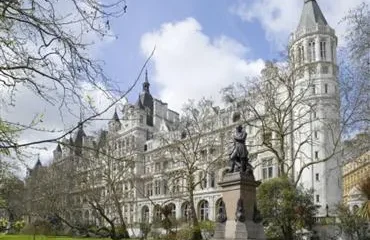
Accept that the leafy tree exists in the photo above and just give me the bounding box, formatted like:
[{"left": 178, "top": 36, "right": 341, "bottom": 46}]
[
  {"left": 358, "top": 177, "right": 370, "bottom": 221},
  {"left": 0, "top": 174, "right": 25, "bottom": 225},
  {"left": 257, "top": 177, "right": 318, "bottom": 240},
  {"left": 336, "top": 204, "right": 369, "bottom": 240}
]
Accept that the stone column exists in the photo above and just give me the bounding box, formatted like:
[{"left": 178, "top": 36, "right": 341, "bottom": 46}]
[
  {"left": 176, "top": 201, "right": 182, "bottom": 219},
  {"left": 212, "top": 172, "right": 266, "bottom": 240}
]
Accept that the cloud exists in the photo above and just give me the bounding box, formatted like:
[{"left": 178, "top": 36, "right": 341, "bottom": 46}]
[
  {"left": 230, "top": 0, "right": 368, "bottom": 49},
  {"left": 140, "top": 18, "right": 265, "bottom": 112}
]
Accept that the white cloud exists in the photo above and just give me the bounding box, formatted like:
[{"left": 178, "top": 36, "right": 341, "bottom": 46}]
[
  {"left": 231, "top": 0, "right": 368, "bottom": 49},
  {"left": 140, "top": 18, "right": 265, "bottom": 112}
]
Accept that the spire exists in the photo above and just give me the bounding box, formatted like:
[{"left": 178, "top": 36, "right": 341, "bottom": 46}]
[
  {"left": 297, "top": 0, "right": 328, "bottom": 31},
  {"left": 56, "top": 143, "right": 62, "bottom": 152},
  {"left": 112, "top": 109, "right": 120, "bottom": 122},
  {"left": 69, "top": 134, "right": 74, "bottom": 146},
  {"left": 34, "top": 154, "right": 42, "bottom": 169},
  {"left": 143, "top": 69, "right": 150, "bottom": 93}
]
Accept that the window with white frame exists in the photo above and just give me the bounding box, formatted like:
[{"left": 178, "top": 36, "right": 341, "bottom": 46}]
[
  {"left": 198, "top": 200, "right": 209, "bottom": 221},
  {"left": 262, "top": 158, "right": 274, "bottom": 180}
]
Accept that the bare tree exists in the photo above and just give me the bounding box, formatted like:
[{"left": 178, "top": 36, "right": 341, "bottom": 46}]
[
  {"left": 339, "top": 2, "right": 370, "bottom": 136},
  {"left": 152, "top": 98, "right": 225, "bottom": 240},
  {"left": 25, "top": 125, "right": 140, "bottom": 239},
  {"left": 222, "top": 59, "right": 342, "bottom": 186},
  {"left": 0, "top": 0, "right": 141, "bottom": 154}
]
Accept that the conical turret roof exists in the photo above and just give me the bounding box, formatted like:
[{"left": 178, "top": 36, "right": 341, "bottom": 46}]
[{"left": 297, "top": 0, "right": 328, "bottom": 31}]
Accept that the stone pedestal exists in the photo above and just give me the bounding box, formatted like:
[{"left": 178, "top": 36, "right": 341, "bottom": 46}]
[{"left": 212, "top": 172, "right": 266, "bottom": 240}]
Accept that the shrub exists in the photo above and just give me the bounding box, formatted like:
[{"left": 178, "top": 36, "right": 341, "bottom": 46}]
[
  {"left": 0, "top": 218, "right": 8, "bottom": 232},
  {"left": 12, "top": 220, "right": 25, "bottom": 233}
]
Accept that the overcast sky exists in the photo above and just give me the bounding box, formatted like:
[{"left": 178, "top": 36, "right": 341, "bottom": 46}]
[{"left": 4, "top": 0, "right": 369, "bottom": 173}]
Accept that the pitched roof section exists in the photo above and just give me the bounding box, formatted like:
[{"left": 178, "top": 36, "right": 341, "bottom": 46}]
[{"left": 297, "top": 0, "right": 328, "bottom": 31}]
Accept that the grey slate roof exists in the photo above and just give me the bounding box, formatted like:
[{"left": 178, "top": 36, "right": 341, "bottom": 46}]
[{"left": 297, "top": 0, "right": 328, "bottom": 30}]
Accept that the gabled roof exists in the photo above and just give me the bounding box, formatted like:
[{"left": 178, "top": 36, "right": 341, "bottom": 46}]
[{"left": 297, "top": 0, "right": 328, "bottom": 31}]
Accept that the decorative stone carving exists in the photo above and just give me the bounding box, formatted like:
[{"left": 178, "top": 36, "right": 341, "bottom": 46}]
[{"left": 235, "top": 199, "right": 246, "bottom": 222}]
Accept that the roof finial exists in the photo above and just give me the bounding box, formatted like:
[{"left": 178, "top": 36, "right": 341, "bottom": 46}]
[
  {"left": 143, "top": 69, "right": 150, "bottom": 93},
  {"left": 112, "top": 108, "right": 120, "bottom": 121},
  {"left": 145, "top": 69, "right": 149, "bottom": 83}
]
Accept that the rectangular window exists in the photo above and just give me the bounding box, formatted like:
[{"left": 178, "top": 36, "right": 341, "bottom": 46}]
[
  {"left": 313, "top": 110, "right": 317, "bottom": 119},
  {"left": 316, "top": 173, "right": 320, "bottom": 181},
  {"left": 263, "top": 131, "right": 272, "bottom": 145},
  {"left": 311, "top": 84, "right": 316, "bottom": 95},
  {"left": 315, "top": 151, "right": 319, "bottom": 159},
  {"left": 163, "top": 180, "right": 168, "bottom": 195},
  {"left": 324, "top": 84, "right": 328, "bottom": 93},
  {"left": 146, "top": 183, "right": 153, "bottom": 197},
  {"left": 155, "top": 180, "right": 161, "bottom": 195},
  {"left": 314, "top": 130, "right": 318, "bottom": 139},
  {"left": 210, "top": 172, "right": 215, "bottom": 188},
  {"left": 316, "top": 194, "right": 320, "bottom": 203},
  {"left": 320, "top": 40, "right": 327, "bottom": 60},
  {"left": 321, "top": 65, "right": 329, "bottom": 74},
  {"left": 262, "top": 158, "right": 274, "bottom": 180},
  {"left": 308, "top": 40, "right": 316, "bottom": 62},
  {"left": 298, "top": 45, "right": 305, "bottom": 64},
  {"left": 155, "top": 163, "right": 160, "bottom": 172}
]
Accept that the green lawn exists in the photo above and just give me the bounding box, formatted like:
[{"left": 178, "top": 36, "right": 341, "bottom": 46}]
[{"left": 0, "top": 235, "right": 110, "bottom": 240}]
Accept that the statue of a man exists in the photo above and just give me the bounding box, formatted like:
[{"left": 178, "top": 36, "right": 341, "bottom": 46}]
[{"left": 228, "top": 125, "right": 249, "bottom": 173}]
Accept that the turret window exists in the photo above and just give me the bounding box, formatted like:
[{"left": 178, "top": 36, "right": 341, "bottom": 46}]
[
  {"left": 320, "top": 40, "right": 327, "bottom": 60},
  {"left": 298, "top": 45, "right": 305, "bottom": 64},
  {"left": 324, "top": 84, "right": 328, "bottom": 93},
  {"left": 308, "top": 40, "right": 316, "bottom": 62}
]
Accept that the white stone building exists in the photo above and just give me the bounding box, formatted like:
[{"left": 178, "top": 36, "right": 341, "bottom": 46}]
[{"left": 43, "top": 0, "right": 342, "bottom": 226}]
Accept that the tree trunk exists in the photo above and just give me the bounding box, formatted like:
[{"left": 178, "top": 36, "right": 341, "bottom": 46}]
[{"left": 189, "top": 187, "right": 202, "bottom": 240}]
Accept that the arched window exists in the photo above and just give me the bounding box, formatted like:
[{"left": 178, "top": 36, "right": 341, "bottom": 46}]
[
  {"left": 153, "top": 205, "right": 162, "bottom": 221},
  {"left": 198, "top": 200, "right": 209, "bottom": 221},
  {"left": 167, "top": 203, "right": 176, "bottom": 219},
  {"left": 215, "top": 198, "right": 225, "bottom": 219},
  {"left": 142, "top": 205, "right": 150, "bottom": 222},
  {"left": 181, "top": 202, "right": 191, "bottom": 221}
]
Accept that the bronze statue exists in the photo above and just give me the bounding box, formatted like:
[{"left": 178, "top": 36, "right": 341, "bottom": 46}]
[{"left": 228, "top": 125, "right": 252, "bottom": 174}]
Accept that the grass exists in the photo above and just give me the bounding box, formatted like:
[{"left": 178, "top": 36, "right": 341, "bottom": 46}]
[{"left": 0, "top": 235, "right": 110, "bottom": 240}]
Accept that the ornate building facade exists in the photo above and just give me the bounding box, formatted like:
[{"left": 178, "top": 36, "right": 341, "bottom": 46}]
[{"left": 29, "top": 0, "right": 342, "bottom": 227}]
